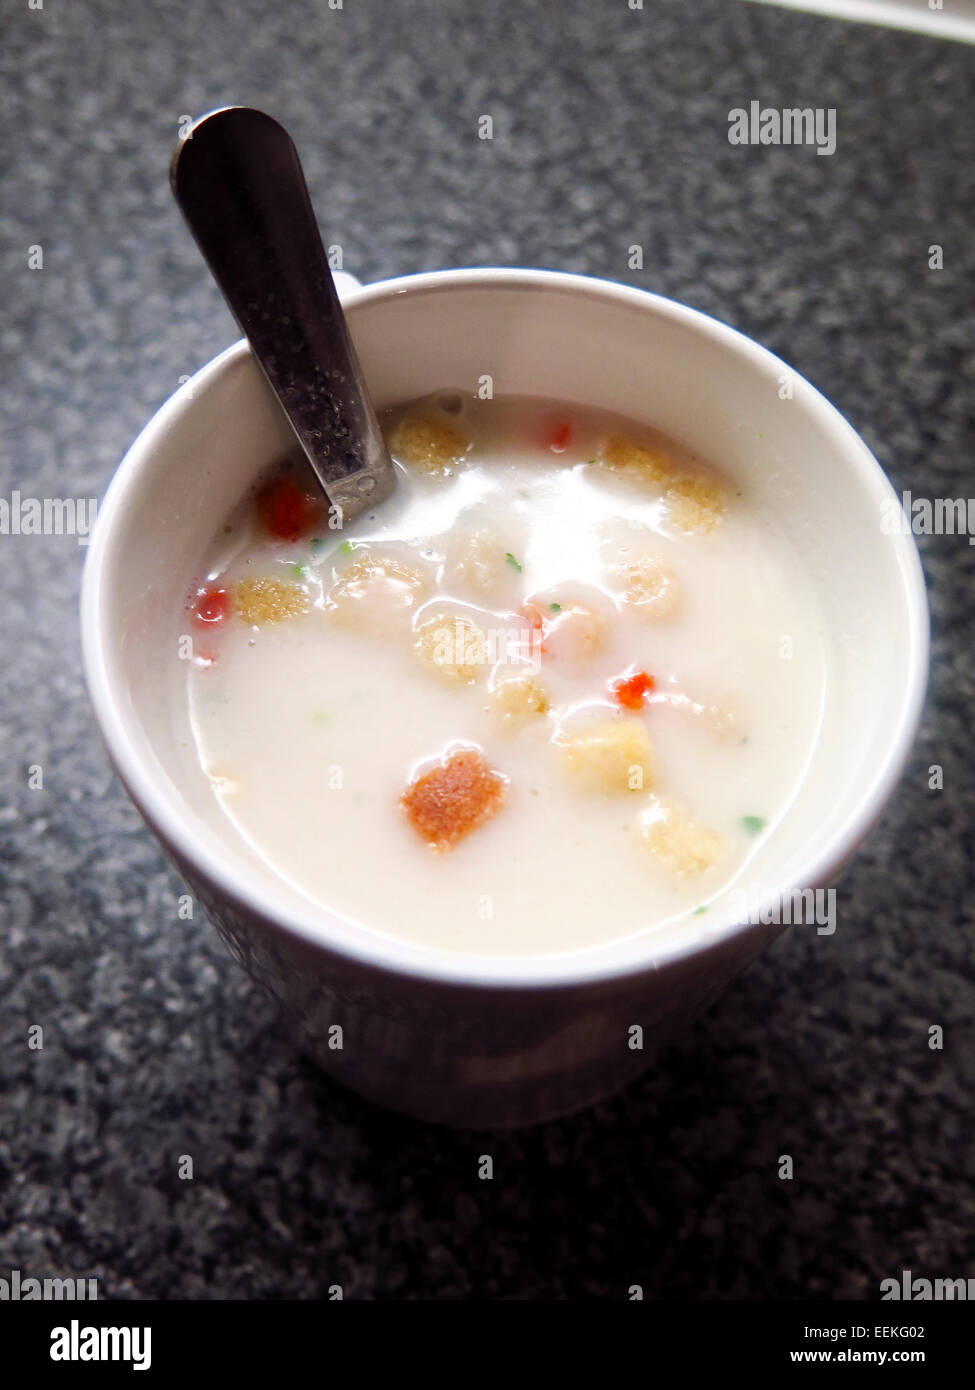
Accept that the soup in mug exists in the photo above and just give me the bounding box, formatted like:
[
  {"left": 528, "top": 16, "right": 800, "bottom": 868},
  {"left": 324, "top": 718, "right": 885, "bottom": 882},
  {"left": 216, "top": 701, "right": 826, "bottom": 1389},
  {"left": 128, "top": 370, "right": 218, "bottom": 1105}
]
[{"left": 183, "top": 393, "right": 828, "bottom": 957}]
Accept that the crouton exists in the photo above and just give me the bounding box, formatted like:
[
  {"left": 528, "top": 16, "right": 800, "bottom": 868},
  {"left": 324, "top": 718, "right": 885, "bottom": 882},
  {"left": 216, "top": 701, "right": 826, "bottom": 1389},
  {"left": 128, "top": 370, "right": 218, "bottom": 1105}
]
[
  {"left": 414, "top": 612, "right": 488, "bottom": 685},
  {"left": 558, "top": 717, "right": 654, "bottom": 794},
  {"left": 488, "top": 676, "right": 551, "bottom": 730},
  {"left": 593, "top": 434, "right": 727, "bottom": 533},
  {"left": 593, "top": 434, "right": 673, "bottom": 488},
  {"left": 402, "top": 748, "right": 507, "bottom": 849},
  {"left": 232, "top": 577, "right": 309, "bottom": 625},
  {"left": 389, "top": 406, "right": 471, "bottom": 476},
  {"left": 640, "top": 799, "right": 722, "bottom": 875},
  {"left": 543, "top": 602, "right": 609, "bottom": 665},
  {"left": 326, "top": 553, "right": 429, "bottom": 636},
  {"left": 525, "top": 588, "right": 614, "bottom": 667},
  {"left": 449, "top": 525, "right": 515, "bottom": 597},
  {"left": 618, "top": 556, "right": 682, "bottom": 619},
  {"left": 664, "top": 475, "right": 726, "bottom": 533}
]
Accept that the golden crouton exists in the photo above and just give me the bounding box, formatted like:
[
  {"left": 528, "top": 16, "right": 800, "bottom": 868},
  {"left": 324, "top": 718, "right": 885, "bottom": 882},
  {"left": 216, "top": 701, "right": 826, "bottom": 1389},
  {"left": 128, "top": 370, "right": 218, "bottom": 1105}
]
[
  {"left": 540, "top": 599, "right": 610, "bottom": 665},
  {"left": 450, "top": 526, "right": 514, "bottom": 597},
  {"left": 414, "top": 612, "right": 487, "bottom": 685},
  {"left": 402, "top": 748, "right": 506, "bottom": 850},
  {"left": 594, "top": 434, "right": 727, "bottom": 533},
  {"left": 232, "top": 577, "right": 309, "bottom": 625},
  {"left": 326, "top": 553, "right": 428, "bottom": 635},
  {"left": 389, "top": 407, "right": 471, "bottom": 476},
  {"left": 618, "top": 556, "right": 682, "bottom": 619},
  {"left": 640, "top": 800, "right": 722, "bottom": 875},
  {"left": 664, "top": 475, "right": 726, "bottom": 533},
  {"left": 488, "top": 677, "right": 551, "bottom": 730},
  {"left": 594, "top": 434, "right": 673, "bottom": 488},
  {"left": 559, "top": 717, "right": 654, "bottom": 794}
]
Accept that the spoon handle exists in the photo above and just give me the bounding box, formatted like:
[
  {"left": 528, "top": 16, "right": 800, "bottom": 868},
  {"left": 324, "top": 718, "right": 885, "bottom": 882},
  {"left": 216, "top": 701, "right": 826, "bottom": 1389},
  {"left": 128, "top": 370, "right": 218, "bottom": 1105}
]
[{"left": 170, "top": 105, "right": 396, "bottom": 525}]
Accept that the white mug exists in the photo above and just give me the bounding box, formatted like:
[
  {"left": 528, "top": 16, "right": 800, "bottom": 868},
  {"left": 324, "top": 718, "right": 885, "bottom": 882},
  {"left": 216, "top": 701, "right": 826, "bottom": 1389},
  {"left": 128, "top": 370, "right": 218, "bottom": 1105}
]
[{"left": 81, "top": 269, "right": 928, "bottom": 1126}]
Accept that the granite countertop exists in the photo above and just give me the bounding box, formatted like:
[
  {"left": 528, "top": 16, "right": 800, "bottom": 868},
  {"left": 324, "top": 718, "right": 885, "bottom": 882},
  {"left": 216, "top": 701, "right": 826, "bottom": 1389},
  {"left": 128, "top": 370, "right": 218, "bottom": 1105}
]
[{"left": 1, "top": 0, "right": 973, "bottom": 1299}]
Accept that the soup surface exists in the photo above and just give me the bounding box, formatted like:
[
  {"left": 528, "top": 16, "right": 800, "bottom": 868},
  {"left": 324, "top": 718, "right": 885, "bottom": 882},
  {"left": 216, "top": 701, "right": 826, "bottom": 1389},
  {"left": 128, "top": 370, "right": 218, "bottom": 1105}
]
[{"left": 184, "top": 394, "right": 828, "bottom": 957}]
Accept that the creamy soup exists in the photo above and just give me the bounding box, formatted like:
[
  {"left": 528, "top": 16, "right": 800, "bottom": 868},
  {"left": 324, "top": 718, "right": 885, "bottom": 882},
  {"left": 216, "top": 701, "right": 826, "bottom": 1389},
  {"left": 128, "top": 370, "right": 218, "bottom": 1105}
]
[{"left": 183, "top": 394, "right": 828, "bottom": 957}]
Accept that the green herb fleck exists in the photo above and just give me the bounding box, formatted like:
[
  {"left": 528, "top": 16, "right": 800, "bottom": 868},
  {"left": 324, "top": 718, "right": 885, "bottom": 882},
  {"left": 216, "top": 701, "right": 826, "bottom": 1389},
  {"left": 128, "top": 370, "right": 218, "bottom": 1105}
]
[
  {"left": 518, "top": 490, "right": 531, "bottom": 500},
  {"left": 312, "top": 711, "right": 331, "bottom": 726},
  {"left": 310, "top": 537, "right": 323, "bottom": 548},
  {"left": 693, "top": 905, "right": 708, "bottom": 916},
  {"left": 740, "top": 735, "right": 748, "bottom": 745},
  {"left": 506, "top": 552, "right": 522, "bottom": 572},
  {"left": 340, "top": 539, "right": 359, "bottom": 553},
  {"left": 292, "top": 562, "right": 309, "bottom": 577},
  {"left": 742, "top": 815, "right": 766, "bottom": 835},
  {"left": 549, "top": 602, "right": 562, "bottom": 611}
]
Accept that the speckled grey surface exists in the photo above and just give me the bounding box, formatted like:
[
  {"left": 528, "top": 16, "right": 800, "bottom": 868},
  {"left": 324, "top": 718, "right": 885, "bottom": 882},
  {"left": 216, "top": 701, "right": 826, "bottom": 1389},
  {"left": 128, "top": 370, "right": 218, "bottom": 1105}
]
[{"left": 1, "top": 0, "right": 974, "bottom": 1300}]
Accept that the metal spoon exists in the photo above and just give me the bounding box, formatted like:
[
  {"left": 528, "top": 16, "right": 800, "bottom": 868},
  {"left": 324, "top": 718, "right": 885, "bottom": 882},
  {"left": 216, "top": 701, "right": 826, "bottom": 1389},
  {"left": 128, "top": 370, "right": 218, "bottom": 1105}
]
[{"left": 170, "top": 105, "right": 396, "bottom": 526}]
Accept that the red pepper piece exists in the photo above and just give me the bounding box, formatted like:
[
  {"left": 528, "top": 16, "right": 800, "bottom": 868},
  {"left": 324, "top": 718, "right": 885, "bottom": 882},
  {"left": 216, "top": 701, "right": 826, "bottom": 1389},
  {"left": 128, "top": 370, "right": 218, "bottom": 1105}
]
[
  {"left": 256, "top": 474, "right": 321, "bottom": 541},
  {"left": 544, "top": 419, "right": 572, "bottom": 454},
  {"left": 611, "top": 669, "right": 655, "bottom": 711},
  {"left": 192, "top": 585, "right": 231, "bottom": 627},
  {"left": 518, "top": 601, "right": 552, "bottom": 658}
]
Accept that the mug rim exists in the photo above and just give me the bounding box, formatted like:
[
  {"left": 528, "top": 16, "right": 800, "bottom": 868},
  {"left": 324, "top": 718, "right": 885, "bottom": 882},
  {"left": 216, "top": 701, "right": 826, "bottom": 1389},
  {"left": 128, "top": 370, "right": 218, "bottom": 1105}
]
[{"left": 80, "top": 267, "right": 930, "bottom": 991}]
